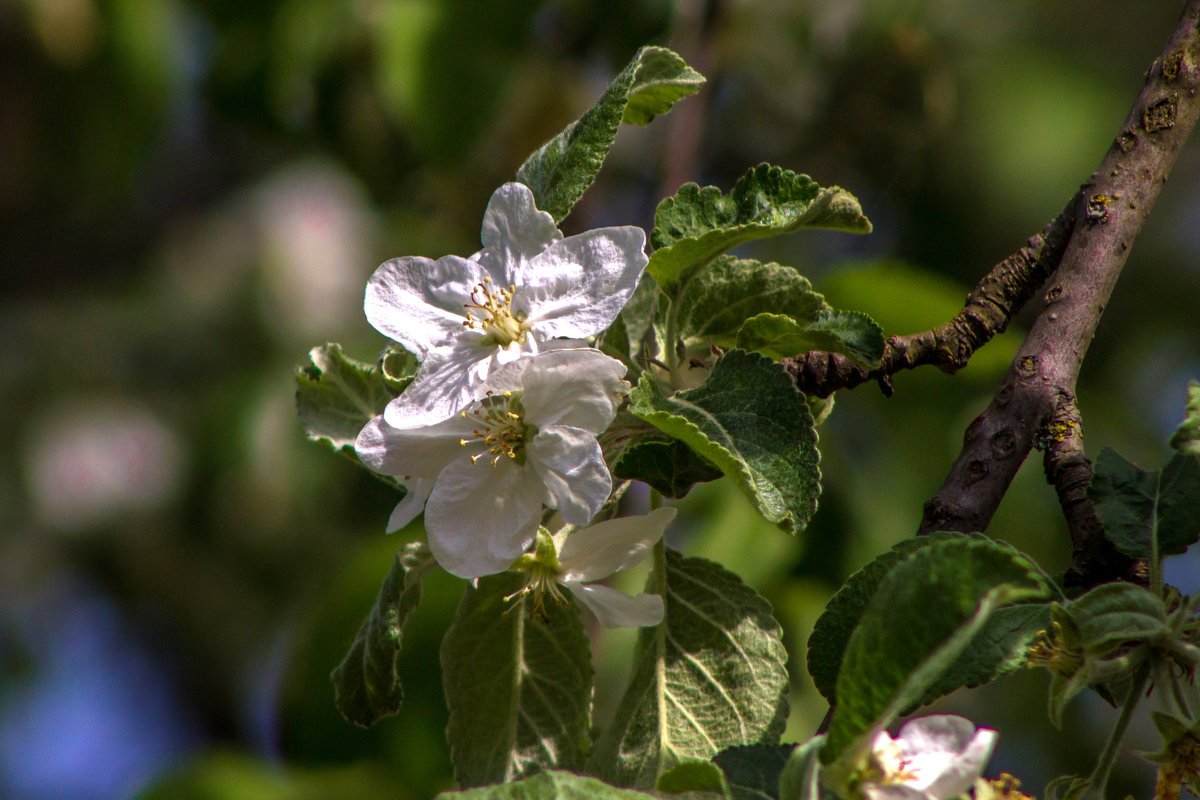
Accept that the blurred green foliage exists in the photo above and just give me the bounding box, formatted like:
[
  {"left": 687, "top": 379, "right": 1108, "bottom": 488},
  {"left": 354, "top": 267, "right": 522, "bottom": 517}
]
[{"left": 1, "top": 0, "right": 1198, "bottom": 798}]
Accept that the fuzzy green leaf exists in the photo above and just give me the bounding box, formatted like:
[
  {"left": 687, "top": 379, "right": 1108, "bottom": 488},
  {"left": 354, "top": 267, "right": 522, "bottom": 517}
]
[
  {"left": 822, "top": 538, "right": 1049, "bottom": 765},
  {"left": 435, "top": 770, "right": 660, "bottom": 799},
  {"left": 588, "top": 549, "right": 789, "bottom": 789},
  {"left": 628, "top": 349, "right": 821, "bottom": 533},
  {"left": 658, "top": 760, "right": 732, "bottom": 797},
  {"left": 295, "top": 343, "right": 394, "bottom": 453},
  {"left": 613, "top": 437, "right": 724, "bottom": 498},
  {"left": 735, "top": 311, "right": 884, "bottom": 367},
  {"left": 648, "top": 164, "right": 872, "bottom": 297},
  {"left": 1089, "top": 447, "right": 1200, "bottom": 560},
  {"left": 441, "top": 573, "right": 594, "bottom": 787},
  {"left": 517, "top": 47, "right": 703, "bottom": 223},
  {"left": 331, "top": 542, "right": 437, "bottom": 727},
  {"left": 1066, "top": 581, "right": 1168, "bottom": 655},
  {"left": 713, "top": 744, "right": 793, "bottom": 800}
]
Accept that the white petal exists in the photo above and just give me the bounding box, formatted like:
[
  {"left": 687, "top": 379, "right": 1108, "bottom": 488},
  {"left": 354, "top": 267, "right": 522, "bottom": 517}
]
[
  {"left": 516, "top": 349, "right": 628, "bottom": 432},
  {"left": 475, "top": 183, "right": 562, "bottom": 275},
  {"left": 364, "top": 255, "right": 487, "bottom": 357},
  {"left": 386, "top": 478, "right": 433, "bottom": 531},
  {"left": 894, "top": 716, "right": 997, "bottom": 799},
  {"left": 424, "top": 457, "right": 543, "bottom": 578},
  {"left": 526, "top": 426, "right": 611, "bottom": 525},
  {"left": 861, "top": 785, "right": 929, "bottom": 800},
  {"left": 513, "top": 226, "right": 648, "bottom": 338},
  {"left": 558, "top": 507, "right": 676, "bottom": 583},
  {"left": 566, "top": 582, "right": 664, "bottom": 627},
  {"left": 355, "top": 413, "right": 476, "bottom": 479},
  {"left": 382, "top": 342, "right": 494, "bottom": 429}
]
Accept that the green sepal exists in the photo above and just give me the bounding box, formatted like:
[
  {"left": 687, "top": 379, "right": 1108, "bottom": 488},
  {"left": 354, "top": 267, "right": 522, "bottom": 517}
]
[
  {"left": 648, "top": 164, "right": 872, "bottom": 297},
  {"left": 434, "top": 770, "right": 661, "bottom": 799},
  {"left": 295, "top": 343, "right": 394, "bottom": 455},
  {"left": 588, "top": 549, "right": 789, "bottom": 789},
  {"left": 441, "top": 572, "right": 594, "bottom": 787},
  {"left": 517, "top": 46, "right": 704, "bottom": 223},
  {"left": 628, "top": 349, "right": 821, "bottom": 534},
  {"left": 330, "top": 542, "right": 437, "bottom": 727},
  {"left": 821, "top": 538, "right": 1050, "bottom": 766},
  {"left": 657, "top": 760, "right": 732, "bottom": 797}
]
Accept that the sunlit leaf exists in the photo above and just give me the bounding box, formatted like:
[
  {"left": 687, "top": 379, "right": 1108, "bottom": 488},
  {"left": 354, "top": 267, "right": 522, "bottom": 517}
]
[
  {"left": 295, "top": 343, "right": 393, "bottom": 454},
  {"left": 435, "top": 769, "right": 660, "bottom": 799}
]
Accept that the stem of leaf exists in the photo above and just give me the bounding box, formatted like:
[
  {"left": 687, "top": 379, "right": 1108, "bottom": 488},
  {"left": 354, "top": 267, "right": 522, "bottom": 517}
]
[
  {"left": 663, "top": 291, "right": 682, "bottom": 387},
  {"left": 1084, "top": 660, "right": 1150, "bottom": 798}
]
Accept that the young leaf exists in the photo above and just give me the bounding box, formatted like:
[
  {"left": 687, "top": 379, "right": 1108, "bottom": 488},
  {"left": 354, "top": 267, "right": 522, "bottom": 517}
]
[
  {"left": 331, "top": 542, "right": 437, "bottom": 727},
  {"left": 822, "top": 538, "right": 1049, "bottom": 765},
  {"left": 1169, "top": 380, "right": 1200, "bottom": 455},
  {"left": 1067, "top": 581, "right": 1168, "bottom": 655},
  {"left": 1089, "top": 447, "right": 1200, "bottom": 559},
  {"left": 296, "top": 343, "right": 394, "bottom": 453},
  {"left": 441, "top": 572, "right": 594, "bottom": 787},
  {"left": 613, "top": 437, "right": 724, "bottom": 499},
  {"left": 588, "top": 549, "right": 789, "bottom": 789},
  {"left": 628, "top": 349, "right": 821, "bottom": 534},
  {"left": 735, "top": 310, "right": 884, "bottom": 367},
  {"left": 435, "top": 770, "right": 661, "bottom": 799},
  {"left": 712, "top": 744, "right": 794, "bottom": 800},
  {"left": 778, "top": 738, "right": 824, "bottom": 800},
  {"left": 517, "top": 46, "right": 704, "bottom": 223},
  {"left": 807, "top": 532, "right": 976, "bottom": 703},
  {"left": 648, "top": 164, "right": 872, "bottom": 297},
  {"left": 657, "top": 760, "right": 732, "bottom": 797}
]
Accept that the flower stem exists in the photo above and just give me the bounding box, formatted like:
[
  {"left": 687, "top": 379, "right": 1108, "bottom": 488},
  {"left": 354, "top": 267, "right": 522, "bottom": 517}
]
[{"left": 1084, "top": 660, "right": 1150, "bottom": 798}]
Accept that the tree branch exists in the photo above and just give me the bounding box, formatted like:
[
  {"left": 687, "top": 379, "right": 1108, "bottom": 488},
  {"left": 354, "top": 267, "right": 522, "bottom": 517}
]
[{"left": 918, "top": 1, "right": 1200, "bottom": 589}]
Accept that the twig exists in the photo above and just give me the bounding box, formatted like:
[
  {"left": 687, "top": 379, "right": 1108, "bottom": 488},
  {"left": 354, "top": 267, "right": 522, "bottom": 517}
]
[{"left": 917, "top": 2, "right": 1200, "bottom": 590}]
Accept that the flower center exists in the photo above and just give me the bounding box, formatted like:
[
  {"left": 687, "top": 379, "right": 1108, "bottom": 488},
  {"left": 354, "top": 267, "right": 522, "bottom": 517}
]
[
  {"left": 459, "top": 391, "right": 534, "bottom": 467},
  {"left": 507, "top": 529, "right": 566, "bottom": 623},
  {"left": 462, "top": 276, "right": 529, "bottom": 348}
]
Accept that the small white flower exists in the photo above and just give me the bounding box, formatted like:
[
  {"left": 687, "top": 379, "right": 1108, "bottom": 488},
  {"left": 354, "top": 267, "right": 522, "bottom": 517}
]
[
  {"left": 355, "top": 348, "right": 628, "bottom": 579},
  {"left": 365, "top": 182, "right": 648, "bottom": 429},
  {"left": 513, "top": 508, "right": 676, "bottom": 628},
  {"left": 860, "top": 716, "right": 998, "bottom": 800}
]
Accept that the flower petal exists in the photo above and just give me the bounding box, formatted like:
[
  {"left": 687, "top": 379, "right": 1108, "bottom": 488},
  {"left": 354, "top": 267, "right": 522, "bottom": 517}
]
[
  {"left": 355, "top": 413, "right": 476, "bottom": 479},
  {"left": 895, "top": 716, "right": 997, "bottom": 799},
  {"left": 512, "top": 226, "right": 648, "bottom": 338},
  {"left": 386, "top": 478, "right": 433, "bottom": 532},
  {"left": 558, "top": 507, "right": 676, "bottom": 583},
  {"left": 382, "top": 341, "right": 495, "bottom": 429},
  {"left": 365, "top": 255, "right": 488, "bottom": 358},
  {"left": 566, "top": 582, "right": 664, "bottom": 628},
  {"left": 474, "top": 183, "right": 562, "bottom": 276},
  {"left": 515, "top": 349, "right": 628, "bottom": 432},
  {"left": 424, "top": 456, "right": 543, "bottom": 578},
  {"left": 526, "top": 425, "right": 611, "bottom": 525}
]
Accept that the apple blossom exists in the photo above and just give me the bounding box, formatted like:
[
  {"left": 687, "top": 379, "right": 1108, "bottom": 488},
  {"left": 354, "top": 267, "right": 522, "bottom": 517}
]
[
  {"left": 355, "top": 348, "right": 628, "bottom": 579},
  {"left": 364, "top": 181, "right": 647, "bottom": 429},
  {"left": 857, "top": 715, "right": 998, "bottom": 800},
  {"left": 511, "top": 508, "right": 676, "bottom": 628}
]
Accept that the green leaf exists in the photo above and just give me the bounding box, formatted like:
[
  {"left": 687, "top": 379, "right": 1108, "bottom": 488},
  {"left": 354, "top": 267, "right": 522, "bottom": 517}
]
[
  {"left": 629, "top": 349, "right": 821, "bottom": 534},
  {"left": 441, "top": 572, "right": 594, "bottom": 787},
  {"left": 648, "top": 164, "right": 872, "bottom": 297},
  {"left": 588, "top": 549, "right": 790, "bottom": 789},
  {"left": 1066, "top": 582, "right": 1168, "bottom": 655},
  {"left": 778, "top": 738, "right": 824, "bottom": 800},
  {"left": 516, "top": 46, "right": 703, "bottom": 223},
  {"left": 295, "top": 343, "right": 394, "bottom": 453},
  {"left": 1089, "top": 447, "right": 1200, "bottom": 560},
  {"left": 807, "top": 533, "right": 974, "bottom": 703},
  {"left": 735, "top": 311, "right": 884, "bottom": 367},
  {"left": 378, "top": 342, "right": 419, "bottom": 392},
  {"left": 1170, "top": 380, "right": 1200, "bottom": 455},
  {"left": 658, "top": 760, "right": 732, "bottom": 797},
  {"left": 331, "top": 542, "right": 437, "bottom": 727},
  {"left": 435, "top": 770, "right": 660, "bottom": 799},
  {"left": 822, "top": 538, "right": 1049, "bottom": 765},
  {"left": 713, "top": 744, "right": 793, "bottom": 800},
  {"left": 613, "top": 437, "right": 724, "bottom": 498}
]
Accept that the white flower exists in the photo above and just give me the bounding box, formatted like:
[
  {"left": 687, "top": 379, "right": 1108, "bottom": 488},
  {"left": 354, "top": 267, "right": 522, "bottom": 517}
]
[
  {"left": 365, "top": 182, "right": 648, "bottom": 429},
  {"left": 514, "top": 508, "right": 676, "bottom": 628},
  {"left": 355, "top": 348, "right": 628, "bottom": 579},
  {"left": 860, "top": 716, "right": 998, "bottom": 800}
]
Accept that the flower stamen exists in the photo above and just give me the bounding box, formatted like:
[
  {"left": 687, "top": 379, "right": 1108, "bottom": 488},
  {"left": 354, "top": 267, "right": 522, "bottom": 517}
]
[{"left": 462, "top": 276, "right": 529, "bottom": 347}]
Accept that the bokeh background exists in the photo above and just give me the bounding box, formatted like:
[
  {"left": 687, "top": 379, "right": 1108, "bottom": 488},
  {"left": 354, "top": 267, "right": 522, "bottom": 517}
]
[{"left": 2, "top": 0, "right": 1199, "bottom": 797}]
